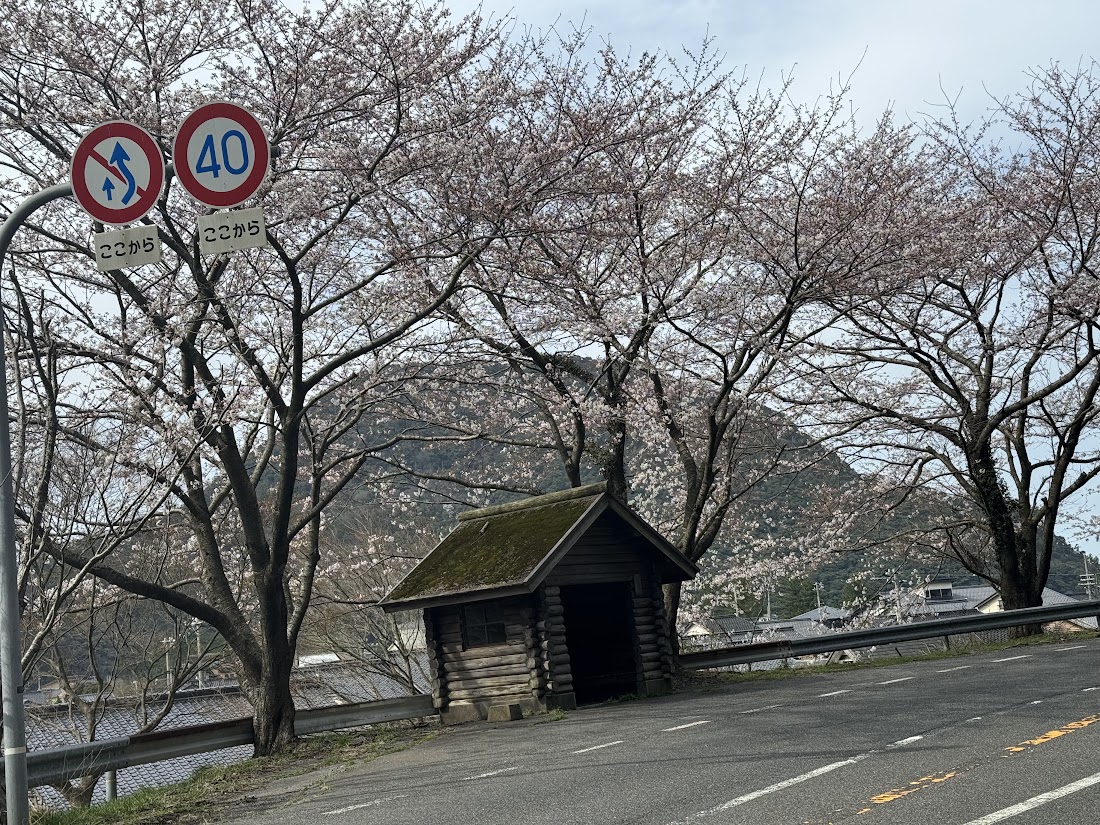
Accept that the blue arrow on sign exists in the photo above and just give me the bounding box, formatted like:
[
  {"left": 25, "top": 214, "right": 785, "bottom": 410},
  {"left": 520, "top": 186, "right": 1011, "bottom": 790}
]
[
  {"left": 102, "top": 177, "right": 115, "bottom": 201},
  {"left": 110, "top": 141, "right": 137, "bottom": 205}
]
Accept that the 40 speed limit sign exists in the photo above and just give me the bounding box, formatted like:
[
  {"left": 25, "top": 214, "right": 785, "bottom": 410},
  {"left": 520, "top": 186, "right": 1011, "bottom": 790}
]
[{"left": 173, "top": 102, "right": 270, "bottom": 208}]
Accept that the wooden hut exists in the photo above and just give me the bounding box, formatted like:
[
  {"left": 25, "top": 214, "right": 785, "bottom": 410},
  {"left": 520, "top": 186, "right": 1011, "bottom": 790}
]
[{"left": 380, "top": 484, "right": 697, "bottom": 723}]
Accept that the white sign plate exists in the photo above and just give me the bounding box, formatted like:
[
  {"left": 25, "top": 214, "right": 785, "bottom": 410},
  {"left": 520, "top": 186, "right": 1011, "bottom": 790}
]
[
  {"left": 197, "top": 207, "right": 267, "bottom": 255},
  {"left": 94, "top": 224, "right": 162, "bottom": 272}
]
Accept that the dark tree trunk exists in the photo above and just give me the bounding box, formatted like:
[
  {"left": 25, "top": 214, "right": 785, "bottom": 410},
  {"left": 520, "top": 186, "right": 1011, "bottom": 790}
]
[
  {"left": 966, "top": 439, "right": 1044, "bottom": 636},
  {"left": 250, "top": 653, "right": 297, "bottom": 756},
  {"left": 663, "top": 581, "right": 683, "bottom": 666}
]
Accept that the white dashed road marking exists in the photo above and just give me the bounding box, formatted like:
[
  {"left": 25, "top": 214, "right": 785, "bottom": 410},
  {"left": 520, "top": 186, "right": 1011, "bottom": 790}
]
[
  {"left": 463, "top": 766, "right": 519, "bottom": 780},
  {"left": 992, "top": 655, "right": 1031, "bottom": 663},
  {"left": 891, "top": 735, "right": 924, "bottom": 747},
  {"left": 322, "top": 796, "right": 406, "bottom": 816},
  {"left": 961, "top": 770, "right": 1100, "bottom": 824},
  {"left": 878, "top": 677, "right": 916, "bottom": 685},
  {"left": 665, "top": 735, "right": 924, "bottom": 823},
  {"left": 572, "top": 741, "right": 623, "bottom": 754},
  {"left": 739, "top": 705, "right": 782, "bottom": 715},
  {"left": 937, "top": 665, "right": 971, "bottom": 673},
  {"left": 818, "top": 690, "right": 852, "bottom": 697},
  {"left": 1056, "top": 645, "right": 1086, "bottom": 651},
  {"left": 663, "top": 721, "right": 712, "bottom": 732}
]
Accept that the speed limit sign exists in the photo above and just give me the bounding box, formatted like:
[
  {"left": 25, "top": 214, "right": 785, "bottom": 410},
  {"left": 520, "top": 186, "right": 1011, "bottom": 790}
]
[{"left": 172, "top": 102, "right": 270, "bottom": 208}]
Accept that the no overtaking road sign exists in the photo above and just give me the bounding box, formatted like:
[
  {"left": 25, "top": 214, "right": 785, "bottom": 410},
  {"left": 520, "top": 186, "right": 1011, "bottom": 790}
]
[
  {"left": 173, "top": 102, "right": 270, "bottom": 208},
  {"left": 70, "top": 121, "right": 165, "bottom": 225}
]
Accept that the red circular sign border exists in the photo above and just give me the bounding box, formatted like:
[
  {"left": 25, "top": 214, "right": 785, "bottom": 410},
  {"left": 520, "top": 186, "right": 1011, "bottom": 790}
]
[
  {"left": 173, "top": 102, "right": 270, "bottom": 209},
  {"left": 70, "top": 121, "right": 165, "bottom": 225}
]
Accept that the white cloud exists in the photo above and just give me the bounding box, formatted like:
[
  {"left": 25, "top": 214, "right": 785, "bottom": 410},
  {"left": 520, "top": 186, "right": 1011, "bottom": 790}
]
[{"left": 453, "top": 0, "right": 1100, "bottom": 125}]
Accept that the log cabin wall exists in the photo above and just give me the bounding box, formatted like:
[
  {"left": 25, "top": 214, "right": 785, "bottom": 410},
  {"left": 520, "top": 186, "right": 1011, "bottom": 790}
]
[
  {"left": 422, "top": 609, "right": 448, "bottom": 710},
  {"left": 542, "top": 511, "right": 675, "bottom": 698},
  {"left": 428, "top": 595, "right": 540, "bottom": 722},
  {"left": 536, "top": 585, "right": 574, "bottom": 708},
  {"left": 634, "top": 568, "right": 674, "bottom": 692}
]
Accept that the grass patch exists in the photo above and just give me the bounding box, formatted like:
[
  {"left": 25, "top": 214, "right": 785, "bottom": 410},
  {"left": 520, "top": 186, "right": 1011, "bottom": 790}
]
[{"left": 32, "top": 723, "right": 438, "bottom": 825}]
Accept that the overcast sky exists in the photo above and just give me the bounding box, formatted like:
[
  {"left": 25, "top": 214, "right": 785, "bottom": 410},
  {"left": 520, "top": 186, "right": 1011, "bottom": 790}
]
[{"left": 450, "top": 0, "right": 1100, "bottom": 128}]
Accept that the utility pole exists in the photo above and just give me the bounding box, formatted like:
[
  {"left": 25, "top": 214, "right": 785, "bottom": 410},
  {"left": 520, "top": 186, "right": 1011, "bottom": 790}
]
[{"left": 1082, "top": 555, "right": 1096, "bottom": 600}]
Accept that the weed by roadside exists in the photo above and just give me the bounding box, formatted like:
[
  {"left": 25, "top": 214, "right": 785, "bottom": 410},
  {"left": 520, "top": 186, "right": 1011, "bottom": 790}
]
[{"left": 31, "top": 723, "right": 438, "bottom": 825}]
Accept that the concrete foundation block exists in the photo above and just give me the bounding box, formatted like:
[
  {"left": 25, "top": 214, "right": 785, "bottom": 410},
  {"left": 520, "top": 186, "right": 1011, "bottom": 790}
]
[{"left": 487, "top": 703, "right": 523, "bottom": 722}]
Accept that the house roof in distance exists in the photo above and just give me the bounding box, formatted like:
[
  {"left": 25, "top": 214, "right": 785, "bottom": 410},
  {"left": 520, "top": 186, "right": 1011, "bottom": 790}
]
[{"left": 381, "top": 483, "right": 697, "bottom": 612}]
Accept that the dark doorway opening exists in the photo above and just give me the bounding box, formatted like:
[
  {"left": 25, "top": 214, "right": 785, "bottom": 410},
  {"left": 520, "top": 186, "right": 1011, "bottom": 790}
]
[{"left": 560, "top": 582, "right": 636, "bottom": 704}]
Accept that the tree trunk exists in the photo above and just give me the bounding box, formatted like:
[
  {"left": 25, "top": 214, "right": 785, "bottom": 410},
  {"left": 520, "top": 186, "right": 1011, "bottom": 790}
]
[
  {"left": 966, "top": 440, "right": 1044, "bottom": 637},
  {"left": 999, "top": 568, "right": 1044, "bottom": 638},
  {"left": 250, "top": 657, "right": 297, "bottom": 756},
  {"left": 663, "top": 581, "right": 683, "bottom": 667}
]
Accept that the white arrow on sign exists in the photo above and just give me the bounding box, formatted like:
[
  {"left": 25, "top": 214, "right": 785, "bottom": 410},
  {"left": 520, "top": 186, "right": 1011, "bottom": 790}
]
[{"left": 173, "top": 102, "right": 270, "bottom": 208}]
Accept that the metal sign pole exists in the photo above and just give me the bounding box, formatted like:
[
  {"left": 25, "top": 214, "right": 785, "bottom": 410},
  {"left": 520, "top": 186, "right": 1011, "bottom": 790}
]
[{"left": 0, "top": 181, "right": 73, "bottom": 825}]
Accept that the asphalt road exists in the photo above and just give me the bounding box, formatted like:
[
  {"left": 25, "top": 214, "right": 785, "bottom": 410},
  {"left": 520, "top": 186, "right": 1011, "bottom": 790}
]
[{"left": 224, "top": 638, "right": 1100, "bottom": 825}]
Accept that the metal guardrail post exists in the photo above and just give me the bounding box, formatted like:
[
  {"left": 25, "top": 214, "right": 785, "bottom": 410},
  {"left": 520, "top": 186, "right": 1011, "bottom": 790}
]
[{"left": 104, "top": 769, "right": 117, "bottom": 802}]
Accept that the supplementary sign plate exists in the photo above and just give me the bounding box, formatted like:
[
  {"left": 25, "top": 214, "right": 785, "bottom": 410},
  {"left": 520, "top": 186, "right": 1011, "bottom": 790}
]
[
  {"left": 197, "top": 206, "right": 267, "bottom": 255},
  {"left": 71, "top": 121, "right": 165, "bottom": 224},
  {"left": 94, "top": 224, "right": 162, "bottom": 271},
  {"left": 174, "top": 102, "right": 270, "bottom": 208}
]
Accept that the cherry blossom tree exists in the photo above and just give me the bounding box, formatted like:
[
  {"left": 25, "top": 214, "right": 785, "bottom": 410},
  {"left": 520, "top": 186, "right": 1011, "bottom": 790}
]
[
  {"left": 0, "top": 0, "right": 580, "bottom": 753},
  {"left": 393, "top": 61, "right": 936, "bottom": 645},
  {"left": 788, "top": 64, "right": 1100, "bottom": 628}
]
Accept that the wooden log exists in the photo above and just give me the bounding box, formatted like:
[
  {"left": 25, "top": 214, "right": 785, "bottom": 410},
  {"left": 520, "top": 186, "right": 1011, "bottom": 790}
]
[
  {"left": 439, "top": 642, "right": 521, "bottom": 657},
  {"left": 441, "top": 649, "right": 527, "bottom": 667},
  {"left": 447, "top": 685, "right": 534, "bottom": 701},
  {"left": 545, "top": 643, "right": 569, "bottom": 660},
  {"left": 447, "top": 674, "right": 532, "bottom": 691},
  {"left": 447, "top": 662, "right": 533, "bottom": 681},
  {"left": 636, "top": 632, "right": 659, "bottom": 644}
]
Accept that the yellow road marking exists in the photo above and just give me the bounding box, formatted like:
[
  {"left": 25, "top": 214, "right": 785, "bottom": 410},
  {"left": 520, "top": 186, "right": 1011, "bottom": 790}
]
[
  {"left": 871, "top": 771, "right": 958, "bottom": 804},
  {"left": 1003, "top": 713, "right": 1100, "bottom": 754}
]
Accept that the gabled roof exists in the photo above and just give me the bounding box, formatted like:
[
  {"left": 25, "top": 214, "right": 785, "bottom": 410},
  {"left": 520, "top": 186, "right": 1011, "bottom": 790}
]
[
  {"left": 380, "top": 484, "right": 697, "bottom": 612},
  {"left": 790, "top": 606, "right": 851, "bottom": 623}
]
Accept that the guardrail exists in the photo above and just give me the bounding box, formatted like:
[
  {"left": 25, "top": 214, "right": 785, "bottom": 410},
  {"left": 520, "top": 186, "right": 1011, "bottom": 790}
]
[
  {"left": 680, "top": 598, "right": 1100, "bottom": 671},
  {"left": 16, "top": 693, "right": 436, "bottom": 790},
  {"left": 11, "top": 600, "right": 1100, "bottom": 796}
]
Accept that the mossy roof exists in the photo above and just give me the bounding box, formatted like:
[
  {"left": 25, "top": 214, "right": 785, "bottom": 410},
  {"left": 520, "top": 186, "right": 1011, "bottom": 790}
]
[
  {"left": 381, "top": 485, "right": 698, "bottom": 611},
  {"left": 383, "top": 493, "right": 601, "bottom": 607}
]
